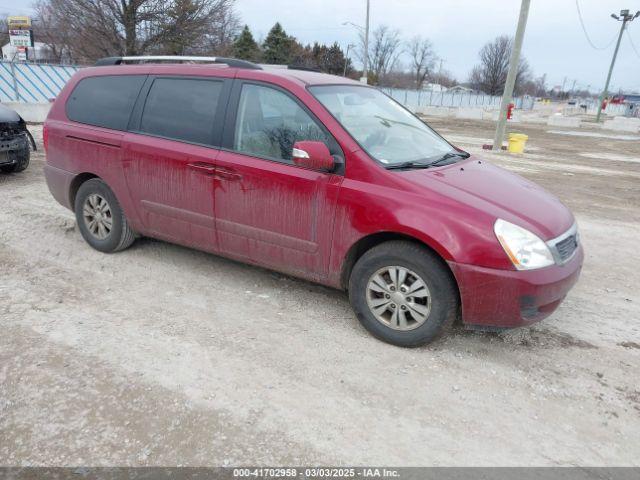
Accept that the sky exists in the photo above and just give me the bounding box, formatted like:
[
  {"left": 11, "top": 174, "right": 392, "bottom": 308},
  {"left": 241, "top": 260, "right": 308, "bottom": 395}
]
[
  {"left": 232, "top": 0, "right": 640, "bottom": 93},
  {"left": 3, "top": 0, "right": 639, "bottom": 93}
]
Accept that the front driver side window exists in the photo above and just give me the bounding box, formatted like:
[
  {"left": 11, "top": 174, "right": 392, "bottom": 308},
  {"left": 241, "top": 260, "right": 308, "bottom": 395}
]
[{"left": 234, "top": 84, "right": 329, "bottom": 163}]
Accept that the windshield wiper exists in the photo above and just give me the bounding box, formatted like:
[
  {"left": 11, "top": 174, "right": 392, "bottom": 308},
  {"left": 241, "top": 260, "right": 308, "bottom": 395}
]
[
  {"left": 427, "top": 151, "right": 470, "bottom": 167},
  {"left": 374, "top": 115, "right": 423, "bottom": 131},
  {"left": 385, "top": 152, "right": 470, "bottom": 171},
  {"left": 385, "top": 161, "right": 434, "bottom": 170}
]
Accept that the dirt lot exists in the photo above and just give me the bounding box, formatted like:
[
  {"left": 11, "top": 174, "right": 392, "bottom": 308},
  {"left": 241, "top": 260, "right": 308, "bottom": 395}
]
[{"left": 1, "top": 119, "right": 639, "bottom": 466}]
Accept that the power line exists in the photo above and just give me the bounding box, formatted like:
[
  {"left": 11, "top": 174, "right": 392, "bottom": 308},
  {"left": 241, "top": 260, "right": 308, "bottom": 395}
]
[
  {"left": 575, "top": 0, "right": 618, "bottom": 50},
  {"left": 626, "top": 27, "right": 640, "bottom": 59}
]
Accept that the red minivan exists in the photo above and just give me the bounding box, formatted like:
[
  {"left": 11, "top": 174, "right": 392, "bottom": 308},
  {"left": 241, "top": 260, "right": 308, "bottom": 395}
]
[{"left": 43, "top": 56, "right": 583, "bottom": 347}]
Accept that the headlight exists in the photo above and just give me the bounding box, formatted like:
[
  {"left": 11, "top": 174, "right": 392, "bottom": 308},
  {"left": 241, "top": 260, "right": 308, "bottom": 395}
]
[{"left": 494, "top": 219, "right": 555, "bottom": 270}]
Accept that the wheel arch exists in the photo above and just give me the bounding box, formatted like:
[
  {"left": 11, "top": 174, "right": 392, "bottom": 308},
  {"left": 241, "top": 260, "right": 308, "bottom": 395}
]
[
  {"left": 339, "top": 231, "right": 458, "bottom": 295},
  {"left": 69, "top": 172, "right": 100, "bottom": 208}
]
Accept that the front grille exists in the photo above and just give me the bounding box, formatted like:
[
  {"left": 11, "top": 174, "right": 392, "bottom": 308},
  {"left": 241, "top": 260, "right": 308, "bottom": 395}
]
[
  {"left": 0, "top": 128, "right": 23, "bottom": 138},
  {"left": 555, "top": 234, "right": 578, "bottom": 262}
]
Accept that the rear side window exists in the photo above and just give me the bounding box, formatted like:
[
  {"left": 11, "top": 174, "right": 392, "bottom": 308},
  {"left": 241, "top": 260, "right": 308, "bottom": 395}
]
[
  {"left": 139, "top": 78, "right": 223, "bottom": 145},
  {"left": 66, "top": 75, "right": 146, "bottom": 130}
]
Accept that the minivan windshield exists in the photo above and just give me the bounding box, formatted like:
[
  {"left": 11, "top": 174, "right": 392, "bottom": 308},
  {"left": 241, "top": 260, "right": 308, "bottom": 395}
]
[{"left": 309, "top": 85, "right": 459, "bottom": 167}]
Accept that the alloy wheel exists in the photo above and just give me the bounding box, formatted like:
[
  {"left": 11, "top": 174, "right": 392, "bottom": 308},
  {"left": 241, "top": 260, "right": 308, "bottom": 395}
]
[
  {"left": 82, "top": 193, "right": 113, "bottom": 240},
  {"left": 365, "top": 266, "right": 432, "bottom": 331}
]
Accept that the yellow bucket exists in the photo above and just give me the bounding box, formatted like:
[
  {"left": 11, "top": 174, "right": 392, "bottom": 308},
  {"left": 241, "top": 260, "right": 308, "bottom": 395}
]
[{"left": 507, "top": 133, "right": 528, "bottom": 154}]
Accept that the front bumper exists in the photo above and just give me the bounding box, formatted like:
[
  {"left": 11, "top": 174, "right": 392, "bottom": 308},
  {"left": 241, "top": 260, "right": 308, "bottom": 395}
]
[
  {"left": 448, "top": 245, "right": 583, "bottom": 328},
  {"left": 0, "top": 134, "right": 28, "bottom": 165}
]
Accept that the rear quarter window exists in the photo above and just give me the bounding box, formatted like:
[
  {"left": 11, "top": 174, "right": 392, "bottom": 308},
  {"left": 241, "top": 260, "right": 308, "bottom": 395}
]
[
  {"left": 66, "top": 75, "right": 146, "bottom": 130},
  {"left": 138, "top": 77, "right": 223, "bottom": 145}
]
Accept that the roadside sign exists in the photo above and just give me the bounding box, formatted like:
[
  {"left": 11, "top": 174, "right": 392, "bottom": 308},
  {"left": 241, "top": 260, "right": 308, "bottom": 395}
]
[
  {"left": 7, "top": 16, "right": 31, "bottom": 28},
  {"left": 9, "top": 30, "right": 33, "bottom": 48},
  {"left": 16, "top": 46, "right": 28, "bottom": 62}
]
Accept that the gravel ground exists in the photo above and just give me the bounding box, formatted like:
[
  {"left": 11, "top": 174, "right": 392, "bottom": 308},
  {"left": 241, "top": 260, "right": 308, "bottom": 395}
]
[{"left": 1, "top": 120, "right": 639, "bottom": 466}]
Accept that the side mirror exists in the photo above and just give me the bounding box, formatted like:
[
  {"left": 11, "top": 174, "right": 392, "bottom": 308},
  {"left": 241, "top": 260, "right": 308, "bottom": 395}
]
[{"left": 292, "top": 141, "right": 335, "bottom": 172}]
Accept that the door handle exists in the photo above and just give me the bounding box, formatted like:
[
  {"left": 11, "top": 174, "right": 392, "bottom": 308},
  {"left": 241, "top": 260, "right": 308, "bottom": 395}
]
[
  {"left": 188, "top": 162, "right": 217, "bottom": 175},
  {"left": 214, "top": 167, "right": 242, "bottom": 181}
]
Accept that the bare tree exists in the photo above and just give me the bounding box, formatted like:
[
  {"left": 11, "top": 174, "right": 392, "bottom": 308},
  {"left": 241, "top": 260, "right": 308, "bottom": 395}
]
[
  {"left": 408, "top": 35, "right": 436, "bottom": 90},
  {"left": 468, "top": 35, "right": 530, "bottom": 95},
  {"left": 32, "top": 2, "right": 75, "bottom": 62},
  {"left": 33, "top": 0, "right": 165, "bottom": 62},
  {"left": 358, "top": 25, "right": 402, "bottom": 84},
  {"left": 33, "top": 0, "right": 239, "bottom": 63},
  {"left": 154, "top": 0, "right": 211, "bottom": 55},
  {"left": 0, "top": 17, "right": 9, "bottom": 54},
  {"left": 534, "top": 73, "right": 547, "bottom": 97},
  {"left": 154, "top": 0, "right": 239, "bottom": 55},
  {"left": 195, "top": 0, "right": 240, "bottom": 55},
  {"left": 430, "top": 68, "right": 458, "bottom": 88}
]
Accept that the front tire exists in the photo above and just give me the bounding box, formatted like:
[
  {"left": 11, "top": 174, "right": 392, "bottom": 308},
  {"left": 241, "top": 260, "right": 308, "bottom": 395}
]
[
  {"left": 74, "top": 178, "right": 136, "bottom": 253},
  {"left": 348, "top": 241, "right": 458, "bottom": 347}
]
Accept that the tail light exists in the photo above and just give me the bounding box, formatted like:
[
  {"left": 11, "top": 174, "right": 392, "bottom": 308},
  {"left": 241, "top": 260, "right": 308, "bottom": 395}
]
[{"left": 43, "top": 123, "right": 49, "bottom": 153}]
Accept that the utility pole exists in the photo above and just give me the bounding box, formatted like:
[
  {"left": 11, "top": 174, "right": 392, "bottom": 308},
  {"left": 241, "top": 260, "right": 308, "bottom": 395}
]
[
  {"left": 492, "top": 0, "right": 531, "bottom": 151},
  {"left": 344, "top": 44, "right": 355, "bottom": 77},
  {"left": 362, "top": 0, "right": 370, "bottom": 84},
  {"left": 595, "top": 9, "right": 639, "bottom": 122}
]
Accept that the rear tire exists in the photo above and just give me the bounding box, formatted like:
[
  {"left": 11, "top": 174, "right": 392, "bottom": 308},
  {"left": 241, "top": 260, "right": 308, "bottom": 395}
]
[
  {"left": 348, "top": 241, "right": 458, "bottom": 347},
  {"left": 0, "top": 145, "right": 30, "bottom": 173},
  {"left": 74, "top": 178, "right": 136, "bottom": 253}
]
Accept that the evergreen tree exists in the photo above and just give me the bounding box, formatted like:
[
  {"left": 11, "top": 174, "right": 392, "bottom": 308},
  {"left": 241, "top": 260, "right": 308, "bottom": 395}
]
[
  {"left": 307, "top": 42, "right": 350, "bottom": 75},
  {"left": 232, "top": 25, "right": 260, "bottom": 61},
  {"left": 161, "top": 0, "right": 200, "bottom": 55},
  {"left": 262, "top": 22, "right": 293, "bottom": 64},
  {"left": 323, "top": 42, "right": 350, "bottom": 75},
  {"left": 290, "top": 42, "right": 315, "bottom": 68}
]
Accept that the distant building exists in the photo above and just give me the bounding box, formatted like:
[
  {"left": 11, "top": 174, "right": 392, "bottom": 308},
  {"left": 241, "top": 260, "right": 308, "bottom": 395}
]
[
  {"left": 618, "top": 93, "right": 640, "bottom": 117},
  {"left": 448, "top": 85, "right": 473, "bottom": 93},
  {"left": 421, "top": 83, "right": 447, "bottom": 93},
  {"left": 2, "top": 42, "right": 52, "bottom": 62},
  {"left": 622, "top": 94, "right": 640, "bottom": 103}
]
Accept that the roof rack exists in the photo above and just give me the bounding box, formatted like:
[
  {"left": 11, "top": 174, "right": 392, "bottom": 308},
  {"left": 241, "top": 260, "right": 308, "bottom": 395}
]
[
  {"left": 287, "top": 65, "right": 320, "bottom": 72},
  {"left": 94, "top": 56, "right": 262, "bottom": 70}
]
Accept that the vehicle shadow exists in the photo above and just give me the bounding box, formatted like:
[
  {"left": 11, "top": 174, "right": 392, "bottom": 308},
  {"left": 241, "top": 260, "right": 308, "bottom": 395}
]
[
  {"left": 449, "top": 323, "right": 597, "bottom": 350},
  {"left": 118, "top": 237, "right": 598, "bottom": 353}
]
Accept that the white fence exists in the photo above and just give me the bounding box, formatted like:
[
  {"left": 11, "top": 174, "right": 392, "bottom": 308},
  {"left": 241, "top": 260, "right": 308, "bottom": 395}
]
[
  {"left": 2, "top": 60, "right": 633, "bottom": 121},
  {"left": 0, "top": 60, "right": 537, "bottom": 112},
  {"left": 0, "top": 61, "right": 80, "bottom": 103},
  {"left": 382, "top": 88, "right": 536, "bottom": 111}
]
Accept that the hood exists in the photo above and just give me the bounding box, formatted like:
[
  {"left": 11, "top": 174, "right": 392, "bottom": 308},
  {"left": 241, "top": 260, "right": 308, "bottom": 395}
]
[
  {"left": 0, "top": 104, "right": 23, "bottom": 124},
  {"left": 401, "top": 156, "right": 574, "bottom": 240}
]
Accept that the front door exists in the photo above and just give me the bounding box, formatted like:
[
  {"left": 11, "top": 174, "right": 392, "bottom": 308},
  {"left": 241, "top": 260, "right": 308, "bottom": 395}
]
[
  {"left": 214, "top": 82, "right": 343, "bottom": 278},
  {"left": 123, "top": 76, "right": 229, "bottom": 251}
]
